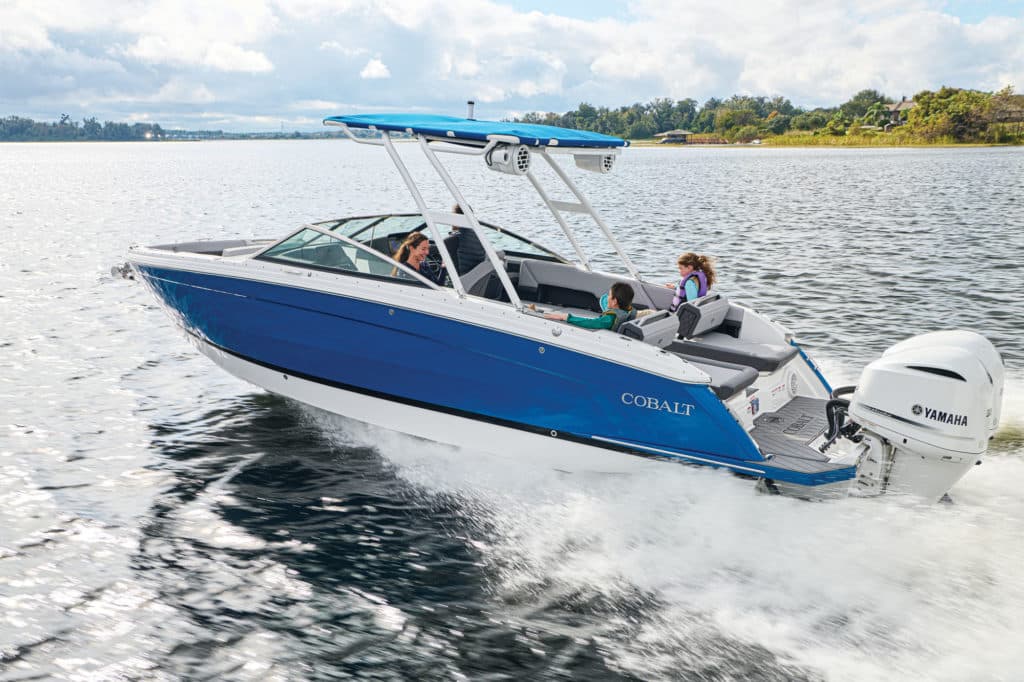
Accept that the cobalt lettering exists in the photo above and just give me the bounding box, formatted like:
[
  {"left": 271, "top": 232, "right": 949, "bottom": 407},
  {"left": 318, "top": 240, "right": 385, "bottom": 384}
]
[{"left": 620, "top": 392, "right": 695, "bottom": 416}]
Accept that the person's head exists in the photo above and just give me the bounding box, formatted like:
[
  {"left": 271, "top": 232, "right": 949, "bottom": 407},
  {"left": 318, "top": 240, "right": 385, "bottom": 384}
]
[
  {"left": 394, "top": 232, "right": 431, "bottom": 265},
  {"left": 676, "top": 252, "right": 717, "bottom": 288},
  {"left": 449, "top": 203, "right": 466, "bottom": 233},
  {"left": 608, "top": 282, "right": 635, "bottom": 310}
]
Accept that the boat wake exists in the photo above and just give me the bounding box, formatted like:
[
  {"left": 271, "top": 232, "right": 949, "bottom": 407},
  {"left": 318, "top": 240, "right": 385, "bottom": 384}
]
[{"left": 304, "top": 368, "right": 1024, "bottom": 681}]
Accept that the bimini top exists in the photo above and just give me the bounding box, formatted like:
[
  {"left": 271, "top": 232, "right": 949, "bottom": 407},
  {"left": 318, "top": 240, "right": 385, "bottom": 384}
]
[{"left": 324, "top": 113, "right": 627, "bottom": 149}]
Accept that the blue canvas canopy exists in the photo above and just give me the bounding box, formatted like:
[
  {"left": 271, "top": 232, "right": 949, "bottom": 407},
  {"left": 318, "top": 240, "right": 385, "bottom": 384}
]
[{"left": 324, "top": 113, "right": 627, "bottom": 149}]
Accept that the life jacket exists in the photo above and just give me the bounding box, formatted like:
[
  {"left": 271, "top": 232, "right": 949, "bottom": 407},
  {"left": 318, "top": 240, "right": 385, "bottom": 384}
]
[
  {"left": 602, "top": 306, "right": 636, "bottom": 332},
  {"left": 671, "top": 270, "right": 709, "bottom": 310}
]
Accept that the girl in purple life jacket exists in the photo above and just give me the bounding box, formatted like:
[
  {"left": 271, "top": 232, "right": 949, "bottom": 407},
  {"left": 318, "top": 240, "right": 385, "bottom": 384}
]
[{"left": 665, "top": 252, "right": 717, "bottom": 310}]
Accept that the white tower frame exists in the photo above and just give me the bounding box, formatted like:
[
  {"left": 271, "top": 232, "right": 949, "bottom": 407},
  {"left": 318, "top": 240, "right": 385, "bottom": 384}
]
[{"left": 324, "top": 120, "right": 641, "bottom": 310}]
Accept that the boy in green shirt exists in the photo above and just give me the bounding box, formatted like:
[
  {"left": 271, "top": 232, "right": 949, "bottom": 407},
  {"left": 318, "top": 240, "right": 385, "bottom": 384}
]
[{"left": 544, "top": 282, "right": 636, "bottom": 331}]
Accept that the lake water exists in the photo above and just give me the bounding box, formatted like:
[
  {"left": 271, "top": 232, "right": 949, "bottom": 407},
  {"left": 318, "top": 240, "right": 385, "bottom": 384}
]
[{"left": 2, "top": 141, "right": 1023, "bottom": 680}]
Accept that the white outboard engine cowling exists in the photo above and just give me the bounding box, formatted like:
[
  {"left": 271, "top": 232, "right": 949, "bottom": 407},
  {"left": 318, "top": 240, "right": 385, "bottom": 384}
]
[
  {"left": 882, "top": 330, "right": 1005, "bottom": 438},
  {"left": 845, "top": 330, "right": 1003, "bottom": 501}
]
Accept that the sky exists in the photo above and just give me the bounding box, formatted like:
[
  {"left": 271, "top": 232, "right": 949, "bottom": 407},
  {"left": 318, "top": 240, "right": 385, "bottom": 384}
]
[{"left": 1, "top": 0, "right": 1021, "bottom": 131}]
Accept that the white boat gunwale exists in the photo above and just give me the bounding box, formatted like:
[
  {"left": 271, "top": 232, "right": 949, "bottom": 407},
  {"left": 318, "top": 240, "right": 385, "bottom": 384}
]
[{"left": 128, "top": 244, "right": 714, "bottom": 386}]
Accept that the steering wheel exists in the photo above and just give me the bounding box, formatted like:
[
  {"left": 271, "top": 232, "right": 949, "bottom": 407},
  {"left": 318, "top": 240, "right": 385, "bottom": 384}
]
[{"left": 424, "top": 245, "right": 446, "bottom": 271}]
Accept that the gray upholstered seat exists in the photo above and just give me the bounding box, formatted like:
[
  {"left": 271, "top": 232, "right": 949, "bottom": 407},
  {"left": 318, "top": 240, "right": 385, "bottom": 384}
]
[
  {"left": 311, "top": 242, "right": 355, "bottom": 269},
  {"left": 677, "top": 355, "right": 759, "bottom": 400},
  {"left": 670, "top": 334, "right": 799, "bottom": 373},
  {"left": 517, "top": 259, "right": 660, "bottom": 310},
  {"left": 676, "top": 294, "right": 731, "bottom": 338},
  {"left": 462, "top": 252, "right": 505, "bottom": 296},
  {"left": 666, "top": 294, "right": 800, "bottom": 373},
  {"left": 619, "top": 311, "right": 679, "bottom": 348}
]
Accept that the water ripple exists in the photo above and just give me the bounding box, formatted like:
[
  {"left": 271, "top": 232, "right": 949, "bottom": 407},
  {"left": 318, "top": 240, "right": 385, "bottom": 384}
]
[{"left": 2, "top": 141, "right": 1022, "bottom": 680}]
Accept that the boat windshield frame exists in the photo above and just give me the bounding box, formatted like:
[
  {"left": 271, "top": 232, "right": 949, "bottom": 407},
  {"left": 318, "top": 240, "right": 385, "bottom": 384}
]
[
  {"left": 324, "top": 115, "right": 643, "bottom": 312},
  {"left": 312, "top": 213, "right": 568, "bottom": 263},
  {"left": 252, "top": 223, "right": 441, "bottom": 289}
]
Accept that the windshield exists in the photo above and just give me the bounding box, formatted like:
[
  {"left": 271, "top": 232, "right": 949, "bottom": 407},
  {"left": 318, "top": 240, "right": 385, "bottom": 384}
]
[
  {"left": 314, "top": 214, "right": 565, "bottom": 261},
  {"left": 480, "top": 223, "right": 562, "bottom": 259},
  {"left": 316, "top": 216, "right": 384, "bottom": 239},
  {"left": 256, "top": 227, "right": 428, "bottom": 286}
]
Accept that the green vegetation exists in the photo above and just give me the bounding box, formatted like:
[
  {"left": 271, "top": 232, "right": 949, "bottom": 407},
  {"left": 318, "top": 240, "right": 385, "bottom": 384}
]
[
  {"left": 7, "top": 86, "right": 1022, "bottom": 145},
  {"left": 0, "top": 115, "right": 352, "bottom": 142},
  {"left": 0, "top": 115, "right": 166, "bottom": 141},
  {"left": 518, "top": 86, "right": 1024, "bottom": 145}
]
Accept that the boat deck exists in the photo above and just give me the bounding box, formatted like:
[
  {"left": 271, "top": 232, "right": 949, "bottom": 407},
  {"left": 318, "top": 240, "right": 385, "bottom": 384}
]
[{"left": 750, "top": 396, "right": 850, "bottom": 474}]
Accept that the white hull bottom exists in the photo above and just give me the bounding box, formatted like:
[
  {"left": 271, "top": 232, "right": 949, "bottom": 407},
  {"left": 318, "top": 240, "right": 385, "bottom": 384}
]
[
  {"left": 197, "top": 340, "right": 987, "bottom": 503},
  {"left": 195, "top": 339, "right": 677, "bottom": 476},
  {"left": 768, "top": 478, "right": 852, "bottom": 501}
]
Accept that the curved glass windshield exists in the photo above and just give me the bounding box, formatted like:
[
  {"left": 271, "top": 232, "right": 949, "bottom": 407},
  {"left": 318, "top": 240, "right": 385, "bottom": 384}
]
[
  {"left": 364, "top": 215, "right": 426, "bottom": 235},
  {"left": 330, "top": 217, "right": 383, "bottom": 238},
  {"left": 257, "top": 228, "right": 425, "bottom": 284},
  {"left": 479, "top": 223, "right": 562, "bottom": 259},
  {"left": 339, "top": 216, "right": 426, "bottom": 257},
  {"left": 314, "top": 213, "right": 565, "bottom": 261}
]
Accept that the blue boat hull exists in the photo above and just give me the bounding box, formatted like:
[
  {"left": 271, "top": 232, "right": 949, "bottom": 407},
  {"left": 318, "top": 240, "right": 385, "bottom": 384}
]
[{"left": 138, "top": 265, "right": 854, "bottom": 487}]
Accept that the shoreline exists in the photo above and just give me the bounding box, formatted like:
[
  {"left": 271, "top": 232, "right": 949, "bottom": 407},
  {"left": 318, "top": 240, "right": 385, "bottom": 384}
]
[
  {"left": 629, "top": 140, "right": 1022, "bottom": 149},
  {"left": 3, "top": 137, "right": 1020, "bottom": 148}
]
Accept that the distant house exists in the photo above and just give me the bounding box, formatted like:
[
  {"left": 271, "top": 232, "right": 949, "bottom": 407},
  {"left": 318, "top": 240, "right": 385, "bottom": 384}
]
[
  {"left": 886, "top": 98, "right": 916, "bottom": 125},
  {"left": 991, "top": 94, "right": 1024, "bottom": 124},
  {"left": 654, "top": 129, "right": 693, "bottom": 144}
]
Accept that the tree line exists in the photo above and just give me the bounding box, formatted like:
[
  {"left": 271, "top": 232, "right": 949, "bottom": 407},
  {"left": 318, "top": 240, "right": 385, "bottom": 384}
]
[
  {"left": 5, "top": 86, "right": 1021, "bottom": 144},
  {"left": 0, "top": 115, "right": 165, "bottom": 141},
  {"left": 516, "top": 86, "right": 1024, "bottom": 144}
]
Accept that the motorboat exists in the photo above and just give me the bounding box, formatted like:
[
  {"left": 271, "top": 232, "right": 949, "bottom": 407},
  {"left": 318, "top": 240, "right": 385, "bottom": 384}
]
[{"left": 120, "top": 112, "right": 1005, "bottom": 501}]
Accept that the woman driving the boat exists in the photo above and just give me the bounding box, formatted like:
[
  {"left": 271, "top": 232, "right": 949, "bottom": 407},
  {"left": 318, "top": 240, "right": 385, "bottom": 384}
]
[
  {"left": 666, "top": 252, "right": 717, "bottom": 309},
  {"left": 392, "top": 232, "right": 445, "bottom": 285}
]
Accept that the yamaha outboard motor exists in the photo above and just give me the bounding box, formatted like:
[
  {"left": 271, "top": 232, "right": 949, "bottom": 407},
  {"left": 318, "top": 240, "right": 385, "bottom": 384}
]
[{"left": 828, "top": 331, "right": 1004, "bottom": 501}]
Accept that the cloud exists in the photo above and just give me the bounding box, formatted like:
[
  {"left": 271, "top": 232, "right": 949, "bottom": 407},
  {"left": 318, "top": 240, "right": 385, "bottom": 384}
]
[
  {"left": 3, "top": 0, "right": 279, "bottom": 71},
  {"left": 579, "top": 1, "right": 1024, "bottom": 106},
  {"left": 1, "top": 0, "right": 1021, "bottom": 130},
  {"left": 319, "top": 41, "right": 369, "bottom": 58},
  {"left": 291, "top": 99, "right": 343, "bottom": 110},
  {"left": 63, "top": 77, "right": 216, "bottom": 107},
  {"left": 203, "top": 43, "right": 274, "bottom": 72},
  {"left": 119, "top": 0, "right": 279, "bottom": 45},
  {"left": 0, "top": 2, "right": 124, "bottom": 52},
  {"left": 125, "top": 36, "right": 273, "bottom": 72},
  {"left": 151, "top": 77, "right": 216, "bottom": 103},
  {"left": 359, "top": 58, "right": 391, "bottom": 79},
  {"left": 0, "top": 17, "right": 53, "bottom": 52}
]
